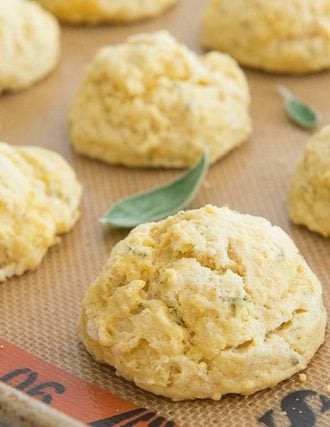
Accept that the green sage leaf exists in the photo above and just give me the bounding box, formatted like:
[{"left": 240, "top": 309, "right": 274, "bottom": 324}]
[
  {"left": 100, "top": 152, "right": 209, "bottom": 228},
  {"left": 277, "top": 85, "right": 320, "bottom": 129}
]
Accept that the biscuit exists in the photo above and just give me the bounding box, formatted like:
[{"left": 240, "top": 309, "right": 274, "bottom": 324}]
[
  {"left": 80, "top": 205, "right": 326, "bottom": 401},
  {"left": 289, "top": 126, "right": 330, "bottom": 237},
  {"left": 70, "top": 31, "right": 251, "bottom": 168},
  {"left": 202, "top": 0, "right": 330, "bottom": 74},
  {"left": 0, "top": 0, "right": 60, "bottom": 93},
  {"left": 36, "top": 0, "right": 178, "bottom": 23},
  {"left": 0, "top": 142, "right": 82, "bottom": 281}
]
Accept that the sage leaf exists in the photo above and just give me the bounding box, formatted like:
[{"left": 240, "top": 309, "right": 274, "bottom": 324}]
[
  {"left": 100, "top": 152, "right": 208, "bottom": 229},
  {"left": 277, "top": 85, "right": 320, "bottom": 129}
]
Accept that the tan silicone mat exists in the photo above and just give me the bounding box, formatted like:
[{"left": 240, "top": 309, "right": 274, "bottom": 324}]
[{"left": 0, "top": 0, "right": 329, "bottom": 425}]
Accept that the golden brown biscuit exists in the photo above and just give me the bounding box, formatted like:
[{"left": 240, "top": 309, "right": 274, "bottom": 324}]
[
  {"left": 70, "top": 31, "right": 251, "bottom": 168},
  {"left": 80, "top": 205, "right": 326, "bottom": 400},
  {"left": 0, "top": 142, "right": 82, "bottom": 281},
  {"left": 0, "top": 0, "right": 60, "bottom": 93},
  {"left": 202, "top": 0, "right": 330, "bottom": 74},
  {"left": 289, "top": 125, "right": 330, "bottom": 237},
  {"left": 36, "top": 0, "right": 178, "bottom": 23}
]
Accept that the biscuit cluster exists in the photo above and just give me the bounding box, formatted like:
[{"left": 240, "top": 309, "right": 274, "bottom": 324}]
[{"left": 1, "top": 0, "right": 328, "bottom": 406}]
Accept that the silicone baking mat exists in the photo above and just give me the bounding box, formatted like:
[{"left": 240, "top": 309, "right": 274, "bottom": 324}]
[{"left": 0, "top": 0, "right": 329, "bottom": 425}]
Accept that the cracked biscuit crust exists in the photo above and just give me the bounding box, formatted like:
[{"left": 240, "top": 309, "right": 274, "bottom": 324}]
[
  {"left": 70, "top": 31, "right": 251, "bottom": 168},
  {"left": 0, "top": 0, "right": 60, "bottom": 93},
  {"left": 80, "top": 205, "right": 326, "bottom": 401},
  {"left": 202, "top": 0, "right": 330, "bottom": 74},
  {"left": 289, "top": 125, "right": 330, "bottom": 237},
  {"left": 0, "top": 142, "right": 82, "bottom": 281},
  {"left": 36, "top": 0, "right": 178, "bottom": 23}
]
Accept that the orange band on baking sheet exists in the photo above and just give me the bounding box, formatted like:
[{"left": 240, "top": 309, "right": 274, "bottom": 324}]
[{"left": 0, "top": 337, "right": 177, "bottom": 426}]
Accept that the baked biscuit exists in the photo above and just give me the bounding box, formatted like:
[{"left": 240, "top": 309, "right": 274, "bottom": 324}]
[
  {"left": 202, "top": 0, "right": 330, "bottom": 74},
  {"left": 70, "top": 31, "right": 251, "bottom": 168},
  {"left": 0, "top": 0, "right": 60, "bottom": 93},
  {"left": 36, "top": 0, "right": 178, "bottom": 23},
  {"left": 289, "top": 126, "right": 330, "bottom": 237},
  {"left": 0, "top": 142, "right": 82, "bottom": 281},
  {"left": 80, "top": 205, "right": 326, "bottom": 401}
]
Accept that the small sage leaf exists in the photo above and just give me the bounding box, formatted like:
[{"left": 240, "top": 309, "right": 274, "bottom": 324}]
[
  {"left": 100, "top": 152, "right": 209, "bottom": 229},
  {"left": 277, "top": 85, "right": 320, "bottom": 129}
]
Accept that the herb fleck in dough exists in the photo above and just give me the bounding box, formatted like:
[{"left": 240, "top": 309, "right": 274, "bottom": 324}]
[
  {"left": 0, "top": 142, "right": 82, "bottom": 281},
  {"left": 70, "top": 31, "right": 252, "bottom": 168},
  {"left": 202, "top": 0, "right": 330, "bottom": 74},
  {"left": 289, "top": 125, "right": 330, "bottom": 237},
  {"left": 0, "top": 0, "right": 60, "bottom": 93},
  {"left": 36, "top": 0, "right": 178, "bottom": 23},
  {"left": 80, "top": 205, "right": 326, "bottom": 401}
]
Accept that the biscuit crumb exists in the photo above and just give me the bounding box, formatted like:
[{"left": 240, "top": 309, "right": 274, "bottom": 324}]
[
  {"left": 0, "top": 345, "right": 4, "bottom": 349},
  {"left": 299, "top": 373, "right": 307, "bottom": 383}
]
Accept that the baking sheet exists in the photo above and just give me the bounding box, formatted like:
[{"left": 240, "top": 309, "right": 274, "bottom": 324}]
[{"left": 0, "top": 0, "right": 329, "bottom": 425}]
